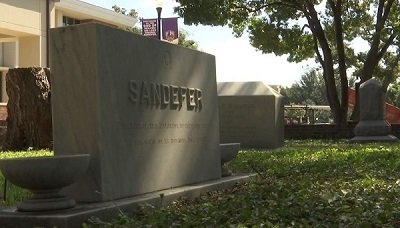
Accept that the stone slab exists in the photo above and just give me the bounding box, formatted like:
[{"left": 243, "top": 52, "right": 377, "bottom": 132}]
[
  {"left": 353, "top": 120, "right": 391, "bottom": 136},
  {"left": 0, "top": 174, "right": 255, "bottom": 228},
  {"left": 218, "top": 81, "right": 281, "bottom": 96},
  {"left": 359, "top": 79, "right": 385, "bottom": 121},
  {"left": 49, "top": 23, "right": 221, "bottom": 202},
  {"left": 351, "top": 78, "right": 399, "bottom": 142},
  {"left": 217, "top": 82, "right": 284, "bottom": 148}
]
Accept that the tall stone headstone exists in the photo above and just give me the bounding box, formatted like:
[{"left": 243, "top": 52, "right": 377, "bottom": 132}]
[
  {"left": 217, "top": 81, "right": 284, "bottom": 148},
  {"left": 50, "top": 23, "right": 221, "bottom": 202},
  {"left": 350, "top": 78, "right": 398, "bottom": 142}
]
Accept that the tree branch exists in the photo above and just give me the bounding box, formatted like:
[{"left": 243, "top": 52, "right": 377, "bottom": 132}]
[
  {"left": 381, "top": 0, "right": 395, "bottom": 26},
  {"left": 238, "top": 0, "right": 304, "bottom": 13},
  {"left": 312, "top": 33, "right": 324, "bottom": 66},
  {"left": 327, "top": 0, "right": 337, "bottom": 9},
  {"left": 360, "top": 0, "right": 396, "bottom": 81},
  {"left": 377, "top": 0, "right": 385, "bottom": 25},
  {"left": 376, "top": 0, "right": 394, "bottom": 33},
  {"left": 377, "top": 32, "right": 398, "bottom": 60}
]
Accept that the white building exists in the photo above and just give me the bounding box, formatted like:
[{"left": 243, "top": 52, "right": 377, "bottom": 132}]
[{"left": 0, "top": 0, "right": 137, "bottom": 102}]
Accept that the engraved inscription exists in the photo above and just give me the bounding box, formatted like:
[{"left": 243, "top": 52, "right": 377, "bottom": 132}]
[
  {"left": 119, "top": 121, "right": 207, "bottom": 147},
  {"left": 129, "top": 80, "right": 202, "bottom": 111},
  {"left": 120, "top": 121, "right": 206, "bottom": 130},
  {"left": 131, "top": 136, "right": 205, "bottom": 146}
]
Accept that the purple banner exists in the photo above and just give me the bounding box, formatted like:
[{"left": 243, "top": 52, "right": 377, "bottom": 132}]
[
  {"left": 142, "top": 19, "right": 158, "bottom": 39},
  {"left": 162, "top": 17, "right": 179, "bottom": 44}
]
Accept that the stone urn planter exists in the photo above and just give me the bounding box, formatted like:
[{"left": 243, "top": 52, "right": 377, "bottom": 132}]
[
  {"left": 220, "top": 143, "right": 240, "bottom": 177},
  {"left": 0, "top": 154, "right": 90, "bottom": 212}
]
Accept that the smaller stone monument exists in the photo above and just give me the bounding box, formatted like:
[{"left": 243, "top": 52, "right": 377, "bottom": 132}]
[
  {"left": 350, "top": 78, "right": 398, "bottom": 142},
  {"left": 218, "top": 81, "right": 284, "bottom": 148}
]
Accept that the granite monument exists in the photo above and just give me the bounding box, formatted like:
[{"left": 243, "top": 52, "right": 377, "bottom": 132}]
[
  {"left": 217, "top": 81, "right": 284, "bottom": 148},
  {"left": 50, "top": 23, "right": 221, "bottom": 202},
  {"left": 350, "top": 78, "right": 398, "bottom": 142}
]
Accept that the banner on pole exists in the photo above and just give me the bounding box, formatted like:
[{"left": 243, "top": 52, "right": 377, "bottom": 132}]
[
  {"left": 162, "top": 17, "right": 179, "bottom": 44},
  {"left": 142, "top": 19, "right": 158, "bottom": 39}
]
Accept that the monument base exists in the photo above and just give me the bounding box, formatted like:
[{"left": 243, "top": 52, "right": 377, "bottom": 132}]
[
  {"left": 350, "top": 135, "right": 399, "bottom": 143},
  {"left": 0, "top": 174, "right": 255, "bottom": 228}
]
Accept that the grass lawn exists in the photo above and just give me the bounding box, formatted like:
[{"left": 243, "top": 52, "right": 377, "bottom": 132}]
[{"left": 2, "top": 140, "right": 400, "bottom": 227}]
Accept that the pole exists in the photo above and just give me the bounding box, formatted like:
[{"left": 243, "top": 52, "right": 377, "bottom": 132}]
[
  {"left": 46, "top": 0, "right": 50, "bottom": 67},
  {"left": 3, "top": 179, "right": 6, "bottom": 201},
  {"left": 156, "top": 7, "right": 162, "bottom": 40}
]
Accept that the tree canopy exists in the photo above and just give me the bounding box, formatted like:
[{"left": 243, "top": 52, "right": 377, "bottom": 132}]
[
  {"left": 283, "top": 69, "right": 328, "bottom": 106},
  {"left": 175, "top": 0, "right": 400, "bottom": 124}
]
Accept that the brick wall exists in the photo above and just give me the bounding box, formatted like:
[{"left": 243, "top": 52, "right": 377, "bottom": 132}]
[{"left": 285, "top": 122, "right": 400, "bottom": 139}]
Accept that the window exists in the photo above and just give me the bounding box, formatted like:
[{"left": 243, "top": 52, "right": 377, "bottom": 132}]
[{"left": 62, "top": 16, "right": 81, "bottom": 26}]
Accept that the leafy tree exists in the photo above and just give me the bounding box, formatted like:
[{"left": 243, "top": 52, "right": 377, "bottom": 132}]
[
  {"left": 178, "top": 30, "right": 198, "bottom": 49},
  {"left": 375, "top": 52, "right": 400, "bottom": 91},
  {"left": 112, "top": 5, "right": 138, "bottom": 18},
  {"left": 175, "top": 0, "right": 400, "bottom": 124},
  {"left": 282, "top": 69, "right": 332, "bottom": 124},
  {"left": 283, "top": 69, "right": 328, "bottom": 105},
  {"left": 112, "top": 5, "right": 141, "bottom": 34},
  {"left": 387, "top": 79, "right": 400, "bottom": 107}
]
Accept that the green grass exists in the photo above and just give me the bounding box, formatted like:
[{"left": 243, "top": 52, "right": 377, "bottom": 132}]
[{"left": 3, "top": 141, "right": 400, "bottom": 226}]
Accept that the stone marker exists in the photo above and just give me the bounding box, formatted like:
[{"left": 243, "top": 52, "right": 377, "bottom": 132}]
[
  {"left": 217, "top": 81, "right": 284, "bottom": 148},
  {"left": 350, "top": 78, "right": 398, "bottom": 142},
  {"left": 50, "top": 23, "right": 221, "bottom": 202}
]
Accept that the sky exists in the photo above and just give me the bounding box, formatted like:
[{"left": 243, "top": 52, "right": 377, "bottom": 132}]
[{"left": 83, "top": 0, "right": 315, "bottom": 86}]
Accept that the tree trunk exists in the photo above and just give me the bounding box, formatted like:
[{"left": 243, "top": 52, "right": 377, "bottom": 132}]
[
  {"left": 305, "top": 1, "right": 347, "bottom": 124},
  {"left": 351, "top": 0, "right": 396, "bottom": 121},
  {"left": 3, "top": 67, "right": 52, "bottom": 151},
  {"left": 330, "top": 0, "right": 348, "bottom": 126}
]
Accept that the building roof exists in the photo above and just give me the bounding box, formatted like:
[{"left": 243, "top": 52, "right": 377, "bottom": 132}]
[
  {"left": 217, "top": 81, "right": 282, "bottom": 96},
  {"left": 56, "top": 0, "right": 137, "bottom": 28}
]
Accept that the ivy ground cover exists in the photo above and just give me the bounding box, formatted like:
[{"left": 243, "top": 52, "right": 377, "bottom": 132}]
[
  {"left": 2, "top": 141, "right": 400, "bottom": 227},
  {"left": 87, "top": 139, "right": 400, "bottom": 227}
]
